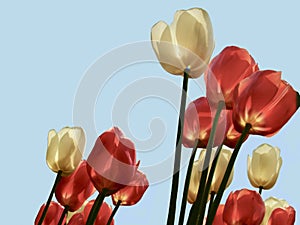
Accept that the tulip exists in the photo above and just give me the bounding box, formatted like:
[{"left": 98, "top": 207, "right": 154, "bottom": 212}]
[
  {"left": 46, "top": 127, "right": 85, "bottom": 176},
  {"left": 68, "top": 201, "right": 114, "bottom": 225},
  {"left": 34, "top": 202, "right": 65, "bottom": 225},
  {"left": 188, "top": 149, "right": 233, "bottom": 203},
  {"left": 112, "top": 170, "right": 149, "bottom": 206},
  {"left": 267, "top": 207, "right": 295, "bottom": 225},
  {"left": 151, "top": 8, "right": 214, "bottom": 78},
  {"left": 223, "top": 189, "right": 265, "bottom": 225},
  {"left": 261, "top": 197, "right": 295, "bottom": 225},
  {"left": 247, "top": 144, "right": 282, "bottom": 190},
  {"left": 86, "top": 127, "right": 137, "bottom": 195},
  {"left": 55, "top": 160, "right": 96, "bottom": 212},
  {"left": 233, "top": 70, "right": 298, "bottom": 136},
  {"left": 224, "top": 110, "right": 248, "bottom": 148},
  {"left": 205, "top": 46, "right": 258, "bottom": 108},
  {"left": 183, "top": 97, "right": 227, "bottom": 148},
  {"left": 212, "top": 205, "right": 228, "bottom": 225}
]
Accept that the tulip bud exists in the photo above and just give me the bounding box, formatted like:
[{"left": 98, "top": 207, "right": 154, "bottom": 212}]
[
  {"left": 112, "top": 170, "right": 149, "bottom": 206},
  {"left": 223, "top": 189, "right": 265, "bottom": 225},
  {"left": 87, "top": 127, "right": 137, "bottom": 195},
  {"left": 205, "top": 46, "right": 258, "bottom": 108},
  {"left": 183, "top": 97, "right": 227, "bottom": 148},
  {"left": 233, "top": 70, "right": 298, "bottom": 136},
  {"left": 46, "top": 127, "right": 85, "bottom": 176},
  {"left": 34, "top": 202, "right": 65, "bottom": 225},
  {"left": 261, "top": 197, "right": 295, "bottom": 225},
  {"left": 55, "top": 160, "right": 96, "bottom": 212},
  {"left": 247, "top": 144, "right": 282, "bottom": 190},
  {"left": 188, "top": 148, "right": 233, "bottom": 203},
  {"left": 151, "top": 8, "right": 214, "bottom": 78}
]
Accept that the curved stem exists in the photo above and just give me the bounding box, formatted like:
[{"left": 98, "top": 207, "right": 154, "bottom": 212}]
[
  {"left": 178, "top": 139, "right": 199, "bottom": 225},
  {"left": 106, "top": 200, "right": 121, "bottom": 225},
  {"left": 166, "top": 71, "right": 189, "bottom": 225},
  {"left": 86, "top": 190, "right": 107, "bottom": 225},
  {"left": 57, "top": 205, "right": 69, "bottom": 225},
  {"left": 259, "top": 186, "right": 263, "bottom": 195},
  {"left": 206, "top": 123, "right": 252, "bottom": 225},
  {"left": 37, "top": 170, "right": 62, "bottom": 225},
  {"left": 187, "top": 101, "right": 225, "bottom": 225}
]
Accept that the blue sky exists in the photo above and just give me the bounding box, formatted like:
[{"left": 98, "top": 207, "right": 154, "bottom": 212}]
[{"left": 1, "top": 0, "right": 300, "bottom": 224}]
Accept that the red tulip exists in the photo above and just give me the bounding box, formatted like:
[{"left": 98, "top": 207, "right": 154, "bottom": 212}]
[
  {"left": 224, "top": 110, "right": 248, "bottom": 148},
  {"left": 68, "top": 213, "right": 84, "bottom": 225},
  {"left": 212, "top": 204, "right": 228, "bottom": 225},
  {"left": 85, "top": 200, "right": 114, "bottom": 225},
  {"left": 87, "top": 127, "right": 137, "bottom": 195},
  {"left": 34, "top": 201, "right": 65, "bottom": 225},
  {"left": 233, "top": 70, "right": 298, "bottom": 136},
  {"left": 55, "top": 160, "right": 96, "bottom": 212},
  {"left": 205, "top": 46, "right": 258, "bottom": 109},
  {"left": 182, "top": 97, "right": 227, "bottom": 148},
  {"left": 223, "top": 189, "right": 265, "bottom": 225},
  {"left": 111, "top": 170, "right": 149, "bottom": 206},
  {"left": 268, "top": 206, "right": 295, "bottom": 225}
]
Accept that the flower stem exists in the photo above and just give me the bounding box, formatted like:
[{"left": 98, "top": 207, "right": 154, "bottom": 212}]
[
  {"left": 259, "top": 186, "right": 263, "bottom": 195},
  {"left": 106, "top": 200, "right": 121, "bottom": 225},
  {"left": 37, "top": 170, "right": 62, "bottom": 225},
  {"left": 206, "top": 123, "right": 252, "bottom": 225},
  {"left": 178, "top": 139, "right": 199, "bottom": 225},
  {"left": 207, "top": 192, "right": 215, "bottom": 216},
  {"left": 187, "top": 101, "right": 225, "bottom": 225},
  {"left": 166, "top": 71, "right": 189, "bottom": 225},
  {"left": 86, "top": 190, "right": 107, "bottom": 225},
  {"left": 57, "top": 205, "right": 69, "bottom": 225}
]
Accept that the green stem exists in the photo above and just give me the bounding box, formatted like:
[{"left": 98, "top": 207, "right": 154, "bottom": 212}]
[
  {"left": 57, "top": 205, "right": 69, "bottom": 225},
  {"left": 178, "top": 139, "right": 199, "bottom": 225},
  {"left": 86, "top": 190, "right": 107, "bottom": 225},
  {"left": 207, "top": 192, "right": 216, "bottom": 217},
  {"left": 187, "top": 101, "right": 225, "bottom": 225},
  {"left": 166, "top": 71, "right": 189, "bottom": 225},
  {"left": 37, "top": 170, "right": 62, "bottom": 225},
  {"left": 195, "top": 142, "right": 224, "bottom": 224},
  {"left": 259, "top": 186, "right": 263, "bottom": 195},
  {"left": 106, "top": 200, "right": 121, "bottom": 225},
  {"left": 206, "top": 123, "right": 252, "bottom": 225}
]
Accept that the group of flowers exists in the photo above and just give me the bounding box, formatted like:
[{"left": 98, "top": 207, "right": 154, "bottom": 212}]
[
  {"left": 35, "top": 127, "right": 149, "bottom": 225},
  {"left": 35, "top": 6, "right": 299, "bottom": 225}
]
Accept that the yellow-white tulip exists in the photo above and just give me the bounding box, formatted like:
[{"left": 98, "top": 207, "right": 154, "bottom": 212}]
[
  {"left": 151, "top": 8, "right": 214, "bottom": 78},
  {"left": 46, "top": 127, "right": 85, "bottom": 176},
  {"left": 247, "top": 144, "right": 282, "bottom": 190},
  {"left": 261, "top": 197, "right": 290, "bottom": 225},
  {"left": 187, "top": 148, "right": 233, "bottom": 203}
]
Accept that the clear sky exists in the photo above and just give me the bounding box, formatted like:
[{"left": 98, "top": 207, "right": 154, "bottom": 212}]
[{"left": 1, "top": 0, "right": 300, "bottom": 224}]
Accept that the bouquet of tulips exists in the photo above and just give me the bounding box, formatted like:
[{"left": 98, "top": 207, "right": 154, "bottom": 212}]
[{"left": 35, "top": 7, "right": 299, "bottom": 225}]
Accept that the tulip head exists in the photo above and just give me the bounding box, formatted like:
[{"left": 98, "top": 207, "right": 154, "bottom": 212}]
[
  {"left": 151, "top": 8, "right": 214, "bottom": 78},
  {"left": 212, "top": 205, "right": 227, "bottom": 225},
  {"left": 183, "top": 97, "right": 227, "bottom": 148},
  {"left": 55, "top": 160, "right": 96, "bottom": 212},
  {"left": 112, "top": 170, "right": 149, "bottom": 206},
  {"left": 247, "top": 144, "right": 282, "bottom": 190},
  {"left": 205, "top": 46, "right": 258, "bottom": 108},
  {"left": 87, "top": 127, "right": 137, "bottom": 195},
  {"left": 261, "top": 197, "right": 295, "bottom": 225},
  {"left": 34, "top": 202, "right": 65, "bottom": 225},
  {"left": 223, "top": 189, "right": 265, "bottom": 225},
  {"left": 46, "top": 127, "right": 85, "bottom": 176},
  {"left": 233, "top": 70, "right": 298, "bottom": 136}
]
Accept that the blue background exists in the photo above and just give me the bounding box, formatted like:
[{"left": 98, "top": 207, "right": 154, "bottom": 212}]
[{"left": 1, "top": 0, "right": 300, "bottom": 224}]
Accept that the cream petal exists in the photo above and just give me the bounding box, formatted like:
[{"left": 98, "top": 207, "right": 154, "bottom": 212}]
[
  {"left": 247, "top": 155, "right": 259, "bottom": 188},
  {"left": 69, "top": 127, "right": 86, "bottom": 155},
  {"left": 57, "top": 127, "right": 71, "bottom": 139},
  {"left": 151, "top": 21, "right": 168, "bottom": 54},
  {"left": 46, "top": 133, "right": 59, "bottom": 173},
  {"left": 48, "top": 129, "right": 57, "bottom": 147},
  {"left": 188, "top": 160, "right": 201, "bottom": 203}
]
